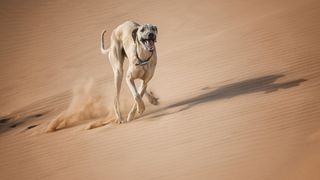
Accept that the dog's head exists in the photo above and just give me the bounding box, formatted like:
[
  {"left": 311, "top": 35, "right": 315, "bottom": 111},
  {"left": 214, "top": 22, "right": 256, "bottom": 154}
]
[{"left": 132, "top": 24, "right": 158, "bottom": 52}]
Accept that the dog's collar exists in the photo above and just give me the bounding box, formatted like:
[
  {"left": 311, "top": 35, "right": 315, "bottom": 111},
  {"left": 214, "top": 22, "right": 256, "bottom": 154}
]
[{"left": 135, "top": 50, "right": 154, "bottom": 66}]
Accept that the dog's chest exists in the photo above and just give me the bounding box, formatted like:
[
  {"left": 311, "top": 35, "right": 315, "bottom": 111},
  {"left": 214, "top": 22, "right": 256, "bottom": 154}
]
[{"left": 131, "top": 64, "right": 154, "bottom": 79}]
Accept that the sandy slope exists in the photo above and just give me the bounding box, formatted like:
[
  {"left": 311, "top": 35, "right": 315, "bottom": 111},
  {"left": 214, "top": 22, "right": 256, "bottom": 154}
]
[{"left": 1, "top": 0, "right": 320, "bottom": 179}]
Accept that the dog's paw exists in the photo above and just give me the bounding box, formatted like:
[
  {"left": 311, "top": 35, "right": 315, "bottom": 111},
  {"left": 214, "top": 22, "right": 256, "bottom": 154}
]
[
  {"left": 146, "top": 91, "right": 159, "bottom": 105},
  {"left": 115, "top": 118, "right": 123, "bottom": 124},
  {"left": 135, "top": 96, "right": 145, "bottom": 114},
  {"left": 149, "top": 96, "right": 159, "bottom": 105},
  {"left": 137, "top": 102, "right": 145, "bottom": 114},
  {"left": 116, "top": 117, "right": 129, "bottom": 124}
]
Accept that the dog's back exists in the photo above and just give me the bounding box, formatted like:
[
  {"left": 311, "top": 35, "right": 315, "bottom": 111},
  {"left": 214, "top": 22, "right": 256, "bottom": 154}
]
[{"left": 112, "top": 21, "right": 139, "bottom": 44}]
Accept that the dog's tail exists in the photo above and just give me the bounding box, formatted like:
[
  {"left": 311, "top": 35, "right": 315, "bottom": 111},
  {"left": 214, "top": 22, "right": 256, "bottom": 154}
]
[{"left": 100, "top": 30, "right": 109, "bottom": 55}]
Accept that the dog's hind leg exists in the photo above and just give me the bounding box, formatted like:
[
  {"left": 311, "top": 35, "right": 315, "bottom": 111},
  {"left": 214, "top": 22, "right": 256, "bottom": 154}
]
[
  {"left": 109, "top": 41, "right": 125, "bottom": 123},
  {"left": 111, "top": 60, "right": 124, "bottom": 123}
]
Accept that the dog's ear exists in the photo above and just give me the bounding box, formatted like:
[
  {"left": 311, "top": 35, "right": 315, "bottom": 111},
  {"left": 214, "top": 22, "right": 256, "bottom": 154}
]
[
  {"left": 132, "top": 28, "right": 138, "bottom": 42},
  {"left": 153, "top": 26, "right": 158, "bottom": 33}
]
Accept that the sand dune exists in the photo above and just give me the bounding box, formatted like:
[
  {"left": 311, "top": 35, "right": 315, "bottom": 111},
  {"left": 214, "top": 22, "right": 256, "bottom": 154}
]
[{"left": 1, "top": 0, "right": 320, "bottom": 179}]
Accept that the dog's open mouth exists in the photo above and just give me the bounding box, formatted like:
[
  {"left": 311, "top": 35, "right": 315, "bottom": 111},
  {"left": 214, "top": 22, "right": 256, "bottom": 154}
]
[{"left": 142, "top": 39, "right": 155, "bottom": 51}]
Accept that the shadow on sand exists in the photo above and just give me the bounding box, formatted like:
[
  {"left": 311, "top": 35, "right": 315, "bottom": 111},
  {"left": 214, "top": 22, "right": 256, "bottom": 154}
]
[
  {"left": 0, "top": 74, "right": 307, "bottom": 132},
  {"left": 145, "top": 74, "right": 307, "bottom": 119}
]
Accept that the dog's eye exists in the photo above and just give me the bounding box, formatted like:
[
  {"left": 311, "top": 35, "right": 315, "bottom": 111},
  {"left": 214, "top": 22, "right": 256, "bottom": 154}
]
[{"left": 140, "top": 28, "right": 145, "bottom": 32}]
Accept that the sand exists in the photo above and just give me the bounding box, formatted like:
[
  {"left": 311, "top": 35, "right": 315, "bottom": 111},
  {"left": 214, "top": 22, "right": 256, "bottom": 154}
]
[{"left": 1, "top": 0, "right": 320, "bottom": 179}]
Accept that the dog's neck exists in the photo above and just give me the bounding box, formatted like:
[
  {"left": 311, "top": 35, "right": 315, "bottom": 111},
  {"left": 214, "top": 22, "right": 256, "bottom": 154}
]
[{"left": 136, "top": 42, "right": 154, "bottom": 60}]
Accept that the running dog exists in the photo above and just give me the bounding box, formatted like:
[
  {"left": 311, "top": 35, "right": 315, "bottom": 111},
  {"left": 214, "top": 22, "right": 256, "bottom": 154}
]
[{"left": 100, "top": 21, "right": 159, "bottom": 123}]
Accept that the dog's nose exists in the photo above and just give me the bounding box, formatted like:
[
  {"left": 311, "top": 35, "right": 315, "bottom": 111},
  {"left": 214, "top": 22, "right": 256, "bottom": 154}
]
[{"left": 148, "top": 33, "right": 155, "bottom": 39}]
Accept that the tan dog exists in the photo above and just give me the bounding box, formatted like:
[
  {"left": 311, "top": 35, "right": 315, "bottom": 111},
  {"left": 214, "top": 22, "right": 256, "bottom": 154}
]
[{"left": 101, "top": 21, "right": 159, "bottom": 123}]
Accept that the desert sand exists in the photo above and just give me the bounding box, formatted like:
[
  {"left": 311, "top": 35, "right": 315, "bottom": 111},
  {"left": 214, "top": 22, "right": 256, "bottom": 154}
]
[{"left": 1, "top": 0, "right": 320, "bottom": 179}]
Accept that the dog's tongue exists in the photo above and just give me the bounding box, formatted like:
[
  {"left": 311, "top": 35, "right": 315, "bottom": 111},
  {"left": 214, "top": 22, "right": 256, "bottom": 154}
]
[{"left": 145, "top": 40, "right": 155, "bottom": 49}]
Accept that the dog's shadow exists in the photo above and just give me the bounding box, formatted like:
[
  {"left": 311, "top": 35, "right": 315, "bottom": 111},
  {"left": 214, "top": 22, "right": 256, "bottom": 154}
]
[{"left": 144, "top": 74, "right": 307, "bottom": 119}]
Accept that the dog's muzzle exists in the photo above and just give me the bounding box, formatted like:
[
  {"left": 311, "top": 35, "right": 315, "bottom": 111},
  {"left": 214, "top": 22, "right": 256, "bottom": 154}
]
[{"left": 142, "top": 33, "right": 156, "bottom": 51}]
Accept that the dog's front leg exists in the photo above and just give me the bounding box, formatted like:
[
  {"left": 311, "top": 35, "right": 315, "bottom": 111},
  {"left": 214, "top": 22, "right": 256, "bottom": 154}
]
[
  {"left": 126, "top": 75, "right": 145, "bottom": 116},
  {"left": 127, "top": 81, "right": 148, "bottom": 122}
]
